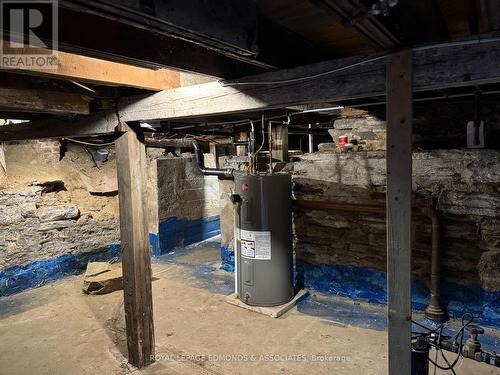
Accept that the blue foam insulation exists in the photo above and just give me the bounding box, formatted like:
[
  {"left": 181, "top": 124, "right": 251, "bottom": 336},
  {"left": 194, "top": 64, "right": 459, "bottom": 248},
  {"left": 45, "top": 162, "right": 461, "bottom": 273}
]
[
  {"left": 157, "top": 215, "right": 220, "bottom": 255},
  {"left": 220, "top": 249, "right": 500, "bottom": 328},
  {"left": 0, "top": 244, "right": 121, "bottom": 297},
  {"left": 155, "top": 237, "right": 234, "bottom": 295},
  {"left": 149, "top": 233, "right": 161, "bottom": 257},
  {"left": 0, "top": 215, "right": 220, "bottom": 297},
  {"left": 220, "top": 246, "right": 235, "bottom": 272}
]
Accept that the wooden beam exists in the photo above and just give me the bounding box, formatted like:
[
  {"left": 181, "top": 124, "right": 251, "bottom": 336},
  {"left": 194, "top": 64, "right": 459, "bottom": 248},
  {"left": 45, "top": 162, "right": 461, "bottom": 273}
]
[
  {"left": 2, "top": 42, "right": 181, "bottom": 91},
  {"left": 0, "top": 111, "right": 118, "bottom": 142},
  {"left": 60, "top": 0, "right": 259, "bottom": 56},
  {"left": 115, "top": 123, "right": 155, "bottom": 368},
  {"left": 55, "top": 1, "right": 329, "bottom": 75},
  {"left": 28, "top": 5, "right": 270, "bottom": 78},
  {"left": 3, "top": 38, "right": 500, "bottom": 142},
  {"left": 386, "top": 50, "right": 413, "bottom": 375},
  {"left": 0, "top": 87, "right": 90, "bottom": 115},
  {"left": 118, "top": 37, "right": 500, "bottom": 122},
  {"left": 271, "top": 124, "right": 289, "bottom": 162}
]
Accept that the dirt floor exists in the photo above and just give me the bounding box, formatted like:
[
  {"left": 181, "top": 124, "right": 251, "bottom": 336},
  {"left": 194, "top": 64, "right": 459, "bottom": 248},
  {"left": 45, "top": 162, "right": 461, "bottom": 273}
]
[{"left": 0, "top": 239, "right": 498, "bottom": 375}]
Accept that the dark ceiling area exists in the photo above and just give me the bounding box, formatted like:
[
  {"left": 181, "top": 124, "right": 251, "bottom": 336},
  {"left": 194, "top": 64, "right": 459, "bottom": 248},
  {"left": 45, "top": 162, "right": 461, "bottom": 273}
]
[
  {"left": 4, "top": 0, "right": 498, "bottom": 78},
  {"left": 1, "top": 0, "right": 500, "bottom": 138}
]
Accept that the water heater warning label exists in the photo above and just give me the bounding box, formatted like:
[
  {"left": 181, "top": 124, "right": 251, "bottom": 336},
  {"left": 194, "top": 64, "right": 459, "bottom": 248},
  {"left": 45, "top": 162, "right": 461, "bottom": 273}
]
[{"left": 240, "top": 230, "right": 271, "bottom": 260}]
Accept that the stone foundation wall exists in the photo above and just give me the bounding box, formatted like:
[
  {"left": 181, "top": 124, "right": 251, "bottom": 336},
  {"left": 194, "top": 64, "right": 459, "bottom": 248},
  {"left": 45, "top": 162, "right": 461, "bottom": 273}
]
[
  {"left": 0, "top": 187, "right": 119, "bottom": 270},
  {"left": 151, "top": 153, "right": 221, "bottom": 254},
  {"left": 219, "top": 149, "right": 500, "bottom": 292},
  {"left": 292, "top": 149, "right": 500, "bottom": 292},
  {"left": 0, "top": 141, "right": 121, "bottom": 294}
]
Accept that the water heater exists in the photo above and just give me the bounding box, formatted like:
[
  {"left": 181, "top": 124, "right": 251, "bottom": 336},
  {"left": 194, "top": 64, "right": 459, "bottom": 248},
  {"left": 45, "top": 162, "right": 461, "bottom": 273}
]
[{"left": 234, "top": 174, "right": 294, "bottom": 307}]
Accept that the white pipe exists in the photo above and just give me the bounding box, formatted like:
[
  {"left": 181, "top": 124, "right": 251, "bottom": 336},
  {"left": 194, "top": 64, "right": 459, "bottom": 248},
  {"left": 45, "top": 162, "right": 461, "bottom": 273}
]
[{"left": 308, "top": 124, "right": 314, "bottom": 153}]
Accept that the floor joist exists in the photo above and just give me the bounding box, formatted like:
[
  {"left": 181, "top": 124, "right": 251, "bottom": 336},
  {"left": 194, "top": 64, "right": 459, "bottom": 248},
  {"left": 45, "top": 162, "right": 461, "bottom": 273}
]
[
  {"left": 1, "top": 41, "right": 181, "bottom": 91},
  {"left": 2, "top": 38, "right": 500, "bottom": 142},
  {"left": 117, "top": 37, "right": 500, "bottom": 122},
  {"left": 0, "top": 87, "right": 90, "bottom": 115}
]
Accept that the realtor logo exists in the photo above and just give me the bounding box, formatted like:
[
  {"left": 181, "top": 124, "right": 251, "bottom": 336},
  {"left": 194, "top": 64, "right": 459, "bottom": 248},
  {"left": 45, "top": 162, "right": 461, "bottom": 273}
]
[{"left": 0, "top": 0, "right": 58, "bottom": 69}]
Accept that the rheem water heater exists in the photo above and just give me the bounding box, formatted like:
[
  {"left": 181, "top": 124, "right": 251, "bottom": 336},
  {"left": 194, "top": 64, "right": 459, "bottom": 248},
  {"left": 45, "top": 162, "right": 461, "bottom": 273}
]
[{"left": 233, "top": 174, "right": 294, "bottom": 307}]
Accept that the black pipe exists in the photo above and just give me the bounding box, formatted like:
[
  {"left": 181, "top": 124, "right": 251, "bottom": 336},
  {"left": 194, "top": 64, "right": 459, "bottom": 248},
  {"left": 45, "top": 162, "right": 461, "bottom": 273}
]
[
  {"left": 145, "top": 139, "right": 234, "bottom": 178},
  {"left": 233, "top": 141, "right": 250, "bottom": 146}
]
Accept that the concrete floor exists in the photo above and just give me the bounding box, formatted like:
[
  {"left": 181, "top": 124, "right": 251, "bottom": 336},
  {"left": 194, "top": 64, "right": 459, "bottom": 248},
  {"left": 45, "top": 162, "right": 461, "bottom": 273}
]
[{"left": 0, "top": 238, "right": 498, "bottom": 375}]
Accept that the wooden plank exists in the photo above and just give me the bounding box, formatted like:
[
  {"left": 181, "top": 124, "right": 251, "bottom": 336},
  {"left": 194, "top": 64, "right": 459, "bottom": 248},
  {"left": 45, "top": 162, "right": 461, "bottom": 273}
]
[
  {"left": 271, "top": 124, "right": 289, "bottom": 162},
  {"left": 118, "top": 37, "right": 500, "bottom": 121},
  {"left": 0, "top": 111, "right": 118, "bottom": 142},
  {"left": 0, "top": 88, "right": 90, "bottom": 115},
  {"left": 2, "top": 41, "right": 180, "bottom": 91},
  {"left": 386, "top": 50, "right": 413, "bottom": 375},
  {"left": 115, "top": 123, "right": 155, "bottom": 368},
  {"left": 226, "top": 290, "right": 309, "bottom": 318}
]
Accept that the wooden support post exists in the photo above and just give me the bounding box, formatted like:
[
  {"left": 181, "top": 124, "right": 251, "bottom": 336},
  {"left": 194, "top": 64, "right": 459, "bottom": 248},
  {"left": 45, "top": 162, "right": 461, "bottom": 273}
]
[
  {"left": 271, "top": 124, "right": 289, "bottom": 162},
  {"left": 386, "top": 50, "right": 413, "bottom": 375},
  {"left": 236, "top": 131, "right": 248, "bottom": 156},
  {"left": 115, "top": 123, "right": 155, "bottom": 368},
  {"left": 210, "top": 142, "right": 219, "bottom": 168}
]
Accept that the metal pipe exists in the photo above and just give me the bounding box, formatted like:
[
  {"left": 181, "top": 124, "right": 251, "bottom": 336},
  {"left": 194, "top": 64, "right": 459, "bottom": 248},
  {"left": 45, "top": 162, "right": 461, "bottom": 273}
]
[
  {"left": 292, "top": 199, "right": 386, "bottom": 214},
  {"left": 268, "top": 121, "right": 273, "bottom": 174},
  {"left": 308, "top": 124, "right": 314, "bottom": 153},
  {"left": 421, "top": 207, "right": 447, "bottom": 322},
  {"left": 233, "top": 141, "right": 250, "bottom": 146},
  {"left": 474, "top": 90, "right": 482, "bottom": 146},
  {"left": 145, "top": 139, "right": 234, "bottom": 178},
  {"left": 293, "top": 199, "right": 446, "bottom": 321}
]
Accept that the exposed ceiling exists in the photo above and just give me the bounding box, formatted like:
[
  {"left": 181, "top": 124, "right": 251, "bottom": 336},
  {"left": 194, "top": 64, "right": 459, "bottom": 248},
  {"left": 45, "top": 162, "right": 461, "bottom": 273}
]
[
  {"left": 3, "top": 0, "right": 498, "bottom": 78},
  {"left": 1, "top": 0, "right": 500, "bottom": 136}
]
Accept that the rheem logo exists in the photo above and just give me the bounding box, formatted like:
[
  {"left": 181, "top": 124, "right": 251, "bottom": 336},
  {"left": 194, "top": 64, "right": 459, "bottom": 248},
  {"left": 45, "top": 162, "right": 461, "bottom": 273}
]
[{"left": 0, "top": 0, "right": 58, "bottom": 68}]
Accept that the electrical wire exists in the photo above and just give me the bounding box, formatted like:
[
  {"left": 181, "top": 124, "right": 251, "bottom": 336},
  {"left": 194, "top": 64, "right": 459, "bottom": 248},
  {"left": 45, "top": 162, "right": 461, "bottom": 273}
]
[
  {"left": 63, "top": 138, "right": 115, "bottom": 147},
  {"left": 68, "top": 80, "right": 96, "bottom": 93},
  {"left": 220, "top": 55, "right": 387, "bottom": 86},
  {"left": 426, "top": 313, "right": 474, "bottom": 372},
  {"left": 255, "top": 114, "right": 266, "bottom": 154},
  {"left": 220, "top": 37, "right": 500, "bottom": 87}
]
